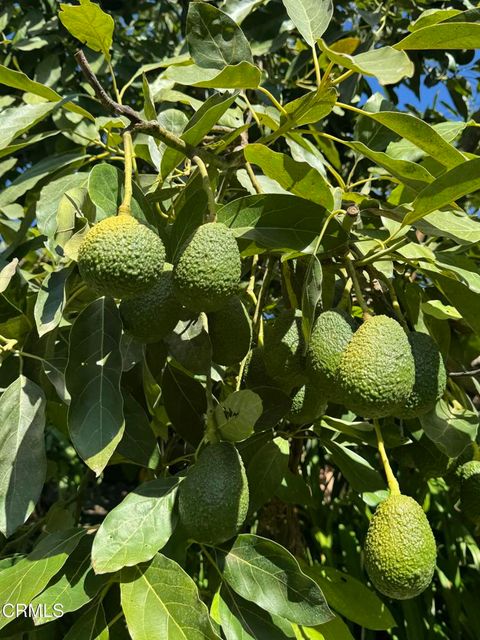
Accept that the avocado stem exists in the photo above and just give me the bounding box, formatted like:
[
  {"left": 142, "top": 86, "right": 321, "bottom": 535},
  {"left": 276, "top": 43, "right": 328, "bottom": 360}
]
[
  {"left": 345, "top": 257, "right": 372, "bottom": 320},
  {"left": 193, "top": 155, "right": 217, "bottom": 223},
  {"left": 118, "top": 131, "right": 134, "bottom": 216},
  {"left": 373, "top": 419, "right": 401, "bottom": 496},
  {"left": 201, "top": 313, "right": 220, "bottom": 444},
  {"left": 368, "top": 266, "right": 409, "bottom": 332}
]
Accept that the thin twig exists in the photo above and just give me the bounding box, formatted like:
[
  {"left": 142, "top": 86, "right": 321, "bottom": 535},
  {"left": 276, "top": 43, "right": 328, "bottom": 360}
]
[{"left": 449, "top": 369, "right": 480, "bottom": 377}]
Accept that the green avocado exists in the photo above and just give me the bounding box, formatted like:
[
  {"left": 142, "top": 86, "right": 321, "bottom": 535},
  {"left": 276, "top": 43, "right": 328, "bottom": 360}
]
[
  {"left": 395, "top": 332, "right": 446, "bottom": 418},
  {"left": 306, "top": 309, "right": 356, "bottom": 402},
  {"left": 208, "top": 296, "right": 252, "bottom": 366},
  {"left": 364, "top": 494, "right": 437, "bottom": 600},
  {"left": 120, "top": 264, "right": 183, "bottom": 343},
  {"left": 263, "top": 310, "right": 307, "bottom": 391},
  {"left": 178, "top": 442, "right": 249, "bottom": 544},
  {"left": 458, "top": 460, "right": 480, "bottom": 525},
  {"left": 287, "top": 385, "right": 327, "bottom": 425},
  {"left": 339, "top": 315, "right": 415, "bottom": 418},
  {"left": 173, "top": 222, "right": 241, "bottom": 312},
  {"left": 78, "top": 215, "right": 165, "bottom": 299}
]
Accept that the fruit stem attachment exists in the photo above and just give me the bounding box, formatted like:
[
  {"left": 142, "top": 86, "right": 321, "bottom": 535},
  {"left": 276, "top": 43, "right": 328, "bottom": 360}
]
[
  {"left": 201, "top": 313, "right": 220, "bottom": 444},
  {"left": 373, "top": 419, "right": 401, "bottom": 496},
  {"left": 193, "top": 155, "right": 216, "bottom": 223},
  {"left": 345, "top": 257, "right": 372, "bottom": 320},
  {"left": 118, "top": 131, "right": 134, "bottom": 216}
]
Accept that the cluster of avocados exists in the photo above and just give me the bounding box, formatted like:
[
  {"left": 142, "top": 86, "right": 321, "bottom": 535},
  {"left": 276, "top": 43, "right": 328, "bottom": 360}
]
[{"left": 78, "top": 215, "right": 251, "bottom": 363}]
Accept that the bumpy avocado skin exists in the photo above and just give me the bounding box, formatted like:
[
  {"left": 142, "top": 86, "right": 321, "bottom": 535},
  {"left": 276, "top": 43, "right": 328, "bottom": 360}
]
[
  {"left": 287, "top": 385, "right": 327, "bottom": 425},
  {"left": 306, "top": 309, "right": 356, "bottom": 402},
  {"left": 339, "top": 315, "right": 415, "bottom": 418},
  {"left": 208, "top": 296, "right": 252, "bottom": 366},
  {"left": 395, "top": 332, "right": 446, "bottom": 419},
  {"left": 263, "top": 311, "right": 307, "bottom": 391},
  {"left": 458, "top": 461, "right": 480, "bottom": 525},
  {"left": 173, "top": 222, "right": 241, "bottom": 312},
  {"left": 365, "top": 494, "right": 437, "bottom": 600},
  {"left": 120, "top": 265, "right": 183, "bottom": 343},
  {"left": 178, "top": 442, "right": 249, "bottom": 544},
  {"left": 78, "top": 216, "right": 165, "bottom": 299}
]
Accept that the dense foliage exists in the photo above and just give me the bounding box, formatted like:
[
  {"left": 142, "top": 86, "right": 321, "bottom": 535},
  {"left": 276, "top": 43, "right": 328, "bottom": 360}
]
[{"left": 0, "top": 1, "right": 480, "bottom": 638}]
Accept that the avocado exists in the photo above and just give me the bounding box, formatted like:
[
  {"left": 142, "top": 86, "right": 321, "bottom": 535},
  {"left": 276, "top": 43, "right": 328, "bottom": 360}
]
[
  {"left": 338, "top": 315, "right": 415, "bottom": 418},
  {"left": 287, "top": 385, "right": 327, "bottom": 425},
  {"left": 306, "top": 309, "right": 356, "bottom": 402},
  {"left": 364, "top": 494, "right": 436, "bottom": 600},
  {"left": 263, "top": 310, "right": 307, "bottom": 391},
  {"left": 458, "top": 460, "right": 480, "bottom": 525},
  {"left": 120, "top": 264, "right": 183, "bottom": 343},
  {"left": 178, "top": 442, "right": 249, "bottom": 544},
  {"left": 208, "top": 296, "right": 252, "bottom": 366},
  {"left": 395, "top": 332, "right": 446, "bottom": 418},
  {"left": 173, "top": 222, "right": 241, "bottom": 312},
  {"left": 78, "top": 215, "right": 165, "bottom": 299}
]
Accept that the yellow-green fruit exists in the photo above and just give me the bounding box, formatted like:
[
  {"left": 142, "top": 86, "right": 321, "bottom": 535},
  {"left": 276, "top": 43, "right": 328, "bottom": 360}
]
[
  {"left": 339, "top": 315, "right": 415, "bottom": 418},
  {"left": 78, "top": 216, "right": 165, "bottom": 299},
  {"left": 287, "top": 385, "right": 327, "bottom": 425},
  {"left": 364, "top": 494, "right": 436, "bottom": 600},
  {"left": 208, "top": 296, "right": 252, "bottom": 366},
  {"left": 119, "top": 265, "right": 183, "bottom": 343},
  {"left": 263, "top": 311, "right": 307, "bottom": 391},
  {"left": 178, "top": 442, "right": 249, "bottom": 544},
  {"left": 173, "top": 222, "right": 241, "bottom": 312},
  {"left": 458, "top": 461, "right": 480, "bottom": 525},
  {"left": 306, "top": 309, "right": 356, "bottom": 402},
  {"left": 395, "top": 332, "right": 446, "bottom": 418}
]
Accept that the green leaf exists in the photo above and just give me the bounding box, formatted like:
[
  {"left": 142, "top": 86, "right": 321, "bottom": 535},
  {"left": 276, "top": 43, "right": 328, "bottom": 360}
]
[
  {"left": 282, "top": 0, "right": 333, "bottom": 47},
  {"left": 245, "top": 144, "right": 334, "bottom": 209},
  {"left": 0, "top": 102, "right": 57, "bottom": 150},
  {"left": 120, "top": 553, "right": 220, "bottom": 640},
  {"left": 0, "top": 376, "right": 46, "bottom": 537},
  {"left": 217, "top": 584, "right": 295, "bottom": 640},
  {"left": 245, "top": 438, "right": 289, "bottom": 514},
  {"left": 395, "top": 23, "right": 480, "bottom": 50},
  {"left": 0, "top": 131, "right": 59, "bottom": 160},
  {"left": 0, "top": 63, "right": 93, "bottom": 120},
  {"left": 37, "top": 172, "right": 89, "bottom": 239},
  {"left": 215, "top": 390, "right": 263, "bottom": 442},
  {"left": 293, "top": 616, "right": 355, "bottom": 640},
  {"left": 30, "top": 535, "right": 108, "bottom": 624},
  {"left": 319, "top": 39, "right": 414, "bottom": 85},
  {"left": 404, "top": 158, "right": 480, "bottom": 224},
  {"left": 165, "top": 316, "right": 212, "bottom": 375},
  {"left": 305, "top": 565, "right": 395, "bottom": 630},
  {"left": 322, "top": 440, "right": 385, "bottom": 492},
  {"left": 92, "top": 477, "right": 180, "bottom": 574},
  {"left": 217, "top": 194, "right": 347, "bottom": 255},
  {"left": 187, "top": 2, "right": 253, "bottom": 69},
  {"left": 161, "top": 91, "right": 238, "bottom": 179},
  {"left": 361, "top": 111, "right": 466, "bottom": 169},
  {"left": 34, "top": 266, "right": 72, "bottom": 337},
  {"left": 65, "top": 297, "right": 124, "bottom": 475},
  {"left": 301, "top": 255, "right": 323, "bottom": 345},
  {"left": 165, "top": 61, "right": 261, "bottom": 89},
  {"left": 87, "top": 163, "right": 155, "bottom": 226},
  {"left": 223, "top": 534, "right": 333, "bottom": 626},
  {"left": 420, "top": 399, "right": 478, "bottom": 458},
  {"left": 59, "top": 0, "right": 114, "bottom": 60},
  {"left": 64, "top": 600, "right": 109, "bottom": 640},
  {"left": 114, "top": 391, "right": 159, "bottom": 468},
  {"left": 282, "top": 87, "right": 337, "bottom": 127},
  {"left": 0, "top": 529, "right": 84, "bottom": 630},
  {"left": 421, "top": 300, "right": 462, "bottom": 321}
]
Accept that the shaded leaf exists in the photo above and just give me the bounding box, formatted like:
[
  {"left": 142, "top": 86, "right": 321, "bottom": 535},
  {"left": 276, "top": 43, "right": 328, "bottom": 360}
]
[
  {"left": 244, "top": 438, "right": 289, "bottom": 514},
  {"left": 65, "top": 297, "right": 124, "bottom": 475},
  {"left": 0, "top": 376, "right": 46, "bottom": 537},
  {"left": 64, "top": 600, "right": 109, "bottom": 640},
  {"left": 215, "top": 390, "right": 263, "bottom": 442},
  {"left": 34, "top": 266, "right": 72, "bottom": 338},
  {"left": 420, "top": 399, "right": 478, "bottom": 458},
  {"left": 322, "top": 440, "right": 385, "bottom": 492},
  {"left": 162, "top": 363, "right": 206, "bottom": 446}
]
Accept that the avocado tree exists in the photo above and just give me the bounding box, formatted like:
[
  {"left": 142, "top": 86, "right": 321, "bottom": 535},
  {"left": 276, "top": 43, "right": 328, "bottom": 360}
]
[{"left": 0, "top": 0, "right": 480, "bottom": 638}]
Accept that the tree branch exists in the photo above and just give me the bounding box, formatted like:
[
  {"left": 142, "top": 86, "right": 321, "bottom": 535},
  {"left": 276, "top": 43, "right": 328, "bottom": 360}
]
[
  {"left": 449, "top": 368, "right": 480, "bottom": 377},
  {"left": 74, "top": 49, "right": 232, "bottom": 169}
]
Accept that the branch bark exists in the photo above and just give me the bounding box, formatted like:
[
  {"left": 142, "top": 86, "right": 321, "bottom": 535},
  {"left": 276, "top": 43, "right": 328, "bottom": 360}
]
[{"left": 74, "top": 49, "right": 233, "bottom": 169}]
